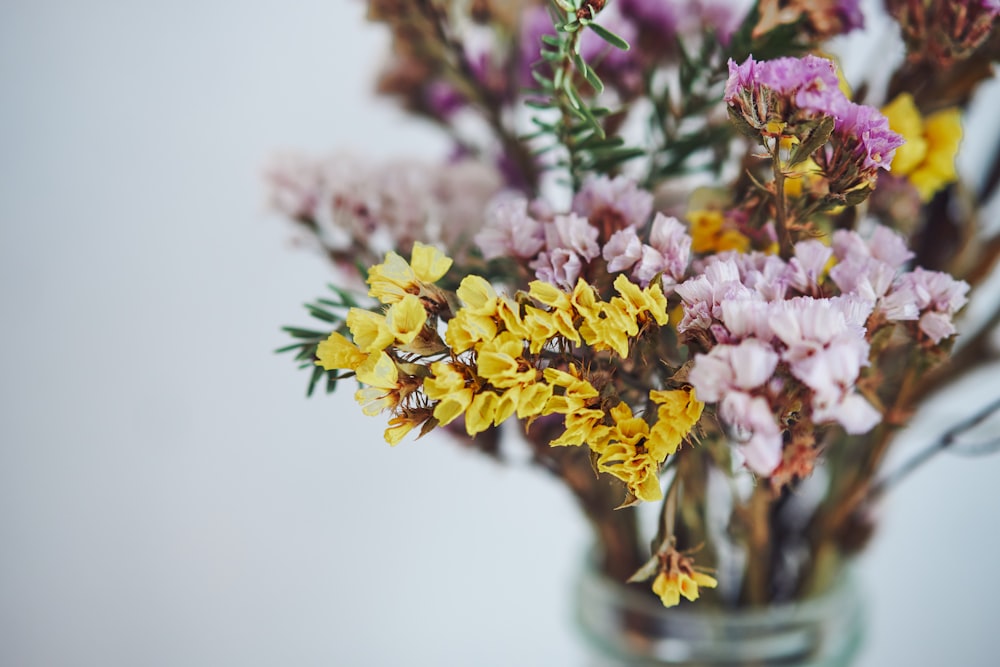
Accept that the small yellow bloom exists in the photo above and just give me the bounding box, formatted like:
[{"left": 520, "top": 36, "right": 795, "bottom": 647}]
[
  {"left": 346, "top": 308, "right": 394, "bottom": 353},
  {"left": 445, "top": 308, "right": 498, "bottom": 353},
  {"left": 355, "top": 351, "right": 398, "bottom": 389},
  {"left": 367, "top": 242, "right": 452, "bottom": 304},
  {"left": 650, "top": 548, "right": 718, "bottom": 608},
  {"left": 385, "top": 294, "right": 428, "bottom": 345},
  {"left": 528, "top": 280, "right": 572, "bottom": 311},
  {"left": 549, "top": 408, "right": 611, "bottom": 448},
  {"left": 409, "top": 242, "right": 453, "bottom": 284},
  {"left": 466, "top": 390, "right": 499, "bottom": 436},
  {"left": 315, "top": 331, "right": 367, "bottom": 371},
  {"left": 881, "top": 93, "right": 962, "bottom": 201},
  {"left": 648, "top": 388, "right": 703, "bottom": 459},
  {"left": 384, "top": 415, "right": 417, "bottom": 446},
  {"left": 423, "top": 361, "right": 473, "bottom": 426},
  {"left": 456, "top": 275, "right": 498, "bottom": 315},
  {"left": 477, "top": 332, "right": 535, "bottom": 389},
  {"left": 688, "top": 209, "right": 750, "bottom": 254}
]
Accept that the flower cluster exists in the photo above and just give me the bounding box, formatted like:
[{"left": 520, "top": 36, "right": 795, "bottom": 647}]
[{"left": 279, "top": 0, "right": 995, "bottom": 612}]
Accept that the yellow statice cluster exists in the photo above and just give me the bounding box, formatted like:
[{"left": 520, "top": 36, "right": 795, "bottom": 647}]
[
  {"left": 688, "top": 209, "right": 751, "bottom": 254},
  {"left": 315, "top": 242, "right": 453, "bottom": 444},
  {"left": 593, "top": 388, "right": 703, "bottom": 503},
  {"left": 315, "top": 244, "right": 705, "bottom": 503},
  {"left": 881, "top": 93, "right": 963, "bottom": 201},
  {"left": 651, "top": 546, "right": 718, "bottom": 607}
]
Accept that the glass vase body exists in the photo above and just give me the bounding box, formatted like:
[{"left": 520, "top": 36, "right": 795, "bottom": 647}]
[{"left": 576, "top": 559, "right": 864, "bottom": 667}]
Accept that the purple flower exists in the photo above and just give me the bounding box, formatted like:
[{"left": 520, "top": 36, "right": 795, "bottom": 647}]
[
  {"left": 631, "top": 214, "right": 692, "bottom": 286},
  {"left": 757, "top": 55, "right": 843, "bottom": 115},
  {"left": 573, "top": 176, "right": 654, "bottom": 235},
  {"left": 833, "top": 102, "right": 904, "bottom": 171},
  {"left": 724, "top": 56, "right": 760, "bottom": 103},
  {"left": 618, "top": 0, "right": 679, "bottom": 36},
  {"left": 892, "top": 267, "right": 970, "bottom": 343},
  {"left": 532, "top": 249, "right": 584, "bottom": 290},
  {"left": 719, "top": 392, "right": 784, "bottom": 474},
  {"left": 476, "top": 195, "right": 545, "bottom": 260},
  {"left": 544, "top": 213, "right": 601, "bottom": 261},
  {"left": 603, "top": 228, "right": 644, "bottom": 273}
]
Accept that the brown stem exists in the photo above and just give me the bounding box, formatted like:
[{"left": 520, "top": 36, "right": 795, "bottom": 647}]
[{"left": 771, "top": 139, "right": 792, "bottom": 256}]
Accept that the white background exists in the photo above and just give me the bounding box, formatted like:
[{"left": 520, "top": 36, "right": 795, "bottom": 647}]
[{"left": 2, "top": 1, "right": 999, "bottom": 665}]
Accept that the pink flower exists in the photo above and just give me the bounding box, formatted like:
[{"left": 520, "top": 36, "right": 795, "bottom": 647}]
[
  {"left": 719, "top": 392, "right": 784, "bottom": 475},
  {"left": 476, "top": 195, "right": 545, "bottom": 260},
  {"left": 603, "top": 228, "right": 644, "bottom": 273}
]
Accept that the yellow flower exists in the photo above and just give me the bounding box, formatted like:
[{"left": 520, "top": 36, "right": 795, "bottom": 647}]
[
  {"left": 651, "top": 569, "right": 718, "bottom": 607},
  {"left": 882, "top": 93, "right": 963, "bottom": 201},
  {"left": 367, "top": 242, "right": 452, "bottom": 304},
  {"left": 384, "top": 415, "right": 417, "bottom": 446},
  {"left": 613, "top": 274, "right": 669, "bottom": 326},
  {"left": 650, "top": 548, "right": 718, "bottom": 608},
  {"left": 466, "top": 390, "right": 499, "bottom": 436},
  {"left": 410, "top": 242, "right": 453, "bottom": 284},
  {"left": 542, "top": 367, "right": 599, "bottom": 414},
  {"left": 549, "top": 408, "right": 611, "bottom": 448},
  {"left": 354, "top": 352, "right": 401, "bottom": 416},
  {"left": 648, "top": 388, "right": 703, "bottom": 458},
  {"left": 477, "top": 331, "right": 536, "bottom": 389},
  {"left": 456, "top": 275, "right": 498, "bottom": 315},
  {"left": 597, "top": 440, "right": 662, "bottom": 502},
  {"left": 385, "top": 294, "right": 427, "bottom": 345},
  {"left": 513, "top": 381, "right": 553, "bottom": 419},
  {"left": 423, "top": 361, "right": 474, "bottom": 427},
  {"left": 346, "top": 308, "right": 394, "bottom": 353},
  {"left": 315, "top": 331, "right": 367, "bottom": 371},
  {"left": 445, "top": 308, "right": 498, "bottom": 353},
  {"left": 688, "top": 209, "right": 750, "bottom": 254}
]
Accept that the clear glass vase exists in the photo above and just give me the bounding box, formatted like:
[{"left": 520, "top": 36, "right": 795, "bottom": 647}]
[{"left": 576, "top": 558, "right": 864, "bottom": 667}]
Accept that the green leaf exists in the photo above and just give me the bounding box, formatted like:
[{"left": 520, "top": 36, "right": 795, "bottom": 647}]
[
  {"left": 306, "top": 364, "right": 324, "bottom": 398},
  {"left": 787, "top": 115, "right": 835, "bottom": 167},
  {"left": 588, "top": 22, "right": 630, "bottom": 50},
  {"left": 584, "top": 65, "right": 604, "bottom": 94}
]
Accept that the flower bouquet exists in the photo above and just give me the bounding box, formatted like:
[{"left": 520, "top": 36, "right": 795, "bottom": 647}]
[{"left": 271, "top": 0, "right": 999, "bottom": 661}]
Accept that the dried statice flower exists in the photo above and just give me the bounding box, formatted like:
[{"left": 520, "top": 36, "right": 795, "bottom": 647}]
[
  {"left": 476, "top": 195, "right": 546, "bottom": 260},
  {"left": 265, "top": 152, "right": 503, "bottom": 263},
  {"left": 531, "top": 213, "right": 602, "bottom": 288},
  {"left": 885, "top": 0, "right": 1000, "bottom": 66},
  {"left": 573, "top": 175, "right": 655, "bottom": 241},
  {"left": 754, "top": 0, "right": 864, "bottom": 41}
]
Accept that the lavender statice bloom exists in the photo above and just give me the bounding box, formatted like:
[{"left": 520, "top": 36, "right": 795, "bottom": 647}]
[
  {"left": 573, "top": 175, "right": 654, "bottom": 232},
  {"left": 836, "top": 0, "right": 865, "bottom": 31},
  {"left": 724, "top": 56, "right": 760, "bottom": 104},
  {"left": 531, "top": 213, "right": 601, "bottom": 289},
  {"left": 833, "top": 102, "right": 905, "bottom": 171},
  {"left": 686, "top": 0, "right": 752, "bottom": 45},
  {"left": 265, "top": 152, "right": 322, "bottom": 220},
  {"left": 786, "top": 239, "right": 833, "bottom": 292},
  {"left": 756, "top": 55, "right": 843, "bottom": 115},
  {"left": 544, "top": 213, "right": 601, "bottom": 261},
  {"left": 518, "top": 6, "right": 555, "bottom": 87},
  {"left": 533, "top": 249, "right": 585, "bottom": 289},
  {"left": 892, "top": 267, "right": 970, "bottom": 343},
  {"left": 641, "top": 213, "right": 693, "bottom": 285},
  {"left": 721, "top": 392, "right": 784, "bottom": 474},
  {"left": 603, "top": 228, "right": 644, "bottom": 273},
  {"left": 676, "top": 257, "right": 754, "bottom": 332},
  {"left": 689, "top": 340, "right": 784, "bottom": 473},
  {"left": 266, "top": 152, "right": 502, "bottom": 259},
  {"left": 726, "top": 55, "right": 844, "bottom": 117},
  {"left": 476, "top": 195, "right": 545, "bottom": 260},
  {"left": 689, "top": 338, "right": 781, "bottom": 401},
  {"left": 769, "top": 296, "right": 880, "bottom": 434}
]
